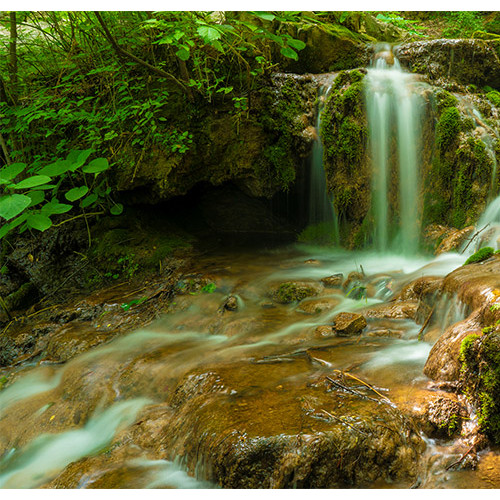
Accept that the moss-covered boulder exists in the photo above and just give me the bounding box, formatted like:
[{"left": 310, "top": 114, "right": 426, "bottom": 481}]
[
  {"left": 460, "top": 331, "right": 500, "bottom": 443},
  {"left": 270, "top": 281, "right": 321, "bottom": 304}
]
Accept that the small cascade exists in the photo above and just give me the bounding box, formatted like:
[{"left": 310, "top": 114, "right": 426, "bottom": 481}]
[
  {"left": 365, "top": 45, "right": 422, "bottom": 254},
  {"left": 469, "top": 193, "right": 500, "bottom": 251},
  {"left": 307, "top": 79, "right": 340, "bottom": 245}
]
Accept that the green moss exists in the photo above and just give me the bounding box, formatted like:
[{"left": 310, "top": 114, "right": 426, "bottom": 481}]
[
  {"left": 298, "top": 221, "right": 337, "bottom": 245},
  {"left": 464, "top": 246, "right": 494, "bottom": 265},
  {"left": 273, "top": 282, "right": 318, "bottom": 304},
  {"left": 435, "top": 90, "right": 458, "bottom": 114},
  {"left": 436, "top": 107, "right": 461, "bottom": 151},
  {"left": 487, "top": 90, "right": 500, "bottom": 108},
  {"left": 460, "top": 333, "right": 481, "bottom": 366},
  {"left": 337, "top": 118, "right": 364, "bottom": 170}
]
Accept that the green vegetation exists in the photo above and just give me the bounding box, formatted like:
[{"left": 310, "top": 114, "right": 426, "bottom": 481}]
[
  {"left": 487, "top": 91, "right": 500, "bottom": 108},
  {"left": 436, "top": 107, "right": 461, "bottom": 151},
  {"left": 298, "top": 221, "right": 337, "bottom": 245},
  {"left": 273, "top": 282, "right": 318, "bottom": 304},
  {"left": 464, "top": 247, "right": 495, "bottom": 265}
]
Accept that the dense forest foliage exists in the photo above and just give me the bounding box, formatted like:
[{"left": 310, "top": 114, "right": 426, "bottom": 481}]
[{"left": 0, "top": 11, "right": 499, "bottom": 242}]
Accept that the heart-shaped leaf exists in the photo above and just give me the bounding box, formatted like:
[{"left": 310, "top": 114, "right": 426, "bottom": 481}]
[
  {"left": 82, "top": 158, "right": 109, "bottom": 174},
  {"left": 0, "top": 194, "right": 32, "bottom": 220},
  {"left": 0, "top": 163, "right": 26, "bottom": 183},
  {"left": 27, "top": 214, "right": 52, "bottom": 232},
  {"left": 65, "top": 186, "right": 89, "bottom": 202},
  {"left": 12, "top": 175, "right": 52, "bottom": 189}
]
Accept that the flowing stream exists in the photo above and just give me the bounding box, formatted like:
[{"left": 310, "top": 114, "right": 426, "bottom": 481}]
[{"left": 3, "top": 241, "right": 500, "bottom": 488}]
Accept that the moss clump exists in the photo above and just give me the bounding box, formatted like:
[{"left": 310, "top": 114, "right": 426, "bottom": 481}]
[
  {"left": 273, "top": 282, "right": 318, "bottom": 304},
  {"left": 436, "top": 107, "right": 461, "bottom": 151},
  {"left": 464, "top": 247, "right": 494, "bottom": 265},
  {"left": 487, "top": 90, "right": 500, "bottom": 108},
  {"left": 298, "top": 221, "right": 337, "bottom": 245},
  {"left": 460, "top": 333, "right": 481, "bottom": 366},
  {"left": 435, "top": 89, "right": 458, "bottom": 114}
]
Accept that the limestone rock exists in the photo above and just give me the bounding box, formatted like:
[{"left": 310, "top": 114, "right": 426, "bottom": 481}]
[
  {"left": 364, "top": 301, "right": 418, "bottom": 320},
  {"left": 424, "top": 395, "right": 465, "bottom": 438},
  {"left": 436, "top": 226, "right": 475, "bottom": 255},
  {"left": 320, "top": 273, "right": 343, "bottom": 287},
  {"left": 332, "top": 312, "right": 367, "bottom": 336},
  {"left": 296, "top": 297, "right": 341, "bottom": 315}
]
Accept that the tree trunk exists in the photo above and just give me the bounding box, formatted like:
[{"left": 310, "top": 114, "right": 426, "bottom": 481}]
[{"left": 8, "top": 11, "right": 18, "bottom": 105}]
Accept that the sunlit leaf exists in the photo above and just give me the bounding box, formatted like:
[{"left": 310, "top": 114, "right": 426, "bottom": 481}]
[
  {"left": 0, "top": 194, "right": 31, "bottom": 220},
  {"left": 27, "top": 213, "right": 52, "bottom": 231},
  {"left": 12, "top": 176, "right": 51, "bottom": 189},
  {"left": 65, "top": 186, "right": 89, "bottom": 202}
]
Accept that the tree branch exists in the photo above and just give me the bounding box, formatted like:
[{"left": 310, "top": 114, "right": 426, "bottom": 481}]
[{"left": 93, "top": 12, "right": 192, "bottom": 99}]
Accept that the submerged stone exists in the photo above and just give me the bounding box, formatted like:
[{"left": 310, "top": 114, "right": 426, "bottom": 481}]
[{"left": 332, "top": 312, "right": 367, "bottom": 336}]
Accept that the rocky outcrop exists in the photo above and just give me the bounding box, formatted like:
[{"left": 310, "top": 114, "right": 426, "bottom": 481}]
[{"left": 395, "top": 39, "right": 500, "bottom": 89}]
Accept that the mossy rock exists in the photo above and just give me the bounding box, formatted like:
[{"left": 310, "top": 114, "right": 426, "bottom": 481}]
[
  {"left": 460, "top": 332, "right": 500, "bottom": 442},
  {"left": 271, "top": 282, "right": 320, "bottom": 304},
  {"left": 464, "top": 247, "right": 495, "bottom": 265}
]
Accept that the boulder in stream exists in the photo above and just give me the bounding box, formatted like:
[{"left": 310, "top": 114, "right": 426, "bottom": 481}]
[{"left": 332, "top": 312, "right": 367, "bottom": 336}]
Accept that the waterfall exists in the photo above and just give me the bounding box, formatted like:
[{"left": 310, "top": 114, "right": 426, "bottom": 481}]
[
  {"left": 306, "top": 81, "right": 340, "bottom": 245},
  {"left": 365, "top": 47, "right": 422, "bottom": 254}
]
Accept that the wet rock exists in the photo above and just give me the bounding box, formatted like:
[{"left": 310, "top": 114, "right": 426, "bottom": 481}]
[
  {"left": 343, "top": 271, "right": 364, "bottom": 290},
  {"left": 397, "top": 276, "right": 442, "bottom": 302},
  {"left": 364, "top": 301, "right": 418, "bottom": 320},
  {"left": 314, "top": 325, "right": 335, "bottom": 338},
  {"left": 424, "top": 395, "right": 465, "bottom": 438},
  {"left": 366, "top": 329, "right": 403, "bottom": 339},
  {"left": 221, "top": 295, "right": 238, "bottom": 312},
  {"left": 395, "top": 39, "right": 500, "bottom": 89},
  {"left": 269, "top": 281, "right": 322, "bottom": 304},
  {"left": 332, "top": 312, "right": 367, "bottom": 336},
  {"left": 320, "top": 273, "right": 343, "bottom": 288},
  {"left": 436, "top": 226, "right": 475, "bottom": 255},
  {"left": 296, "top": 297, "right": 341, "bottom": 315},
  {"left": 424, "top": 309, "right": 482, "bottom": 382}
]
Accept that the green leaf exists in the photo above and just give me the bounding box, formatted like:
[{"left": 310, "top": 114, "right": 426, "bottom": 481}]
[
  {"left": 65, "top": 186, "right": 89, "bottom": 202},
  {"left": 27, "top": 190, "right": 45, "bottom": 207},
  {"left": 253, "top": 12, "right": 275, "bottom": 21},
  {"left": 27, "top": 214, "right": 52, "bottom": 232},
  {"left": 38, "top": 160, "right": 72, "bottom": 177},
  {"left": 82, "top": 158, "right": 109, "bottom": 174},
  {"left": 197, "top": 25, "right": 221, "bottom": 42},
  {"left": 287, "top": 38, "right": 306, "bottom": 51},
  {"left": 110, "top": 203, "right": 123, "bottom": 215},
  {"left": 80, "top": 193, "right": 98, "bottom": 208},
  {"left": 280, "top": 46, "right": 298, "bottom": 60},
  {"left": 0, "top": 162, "right": 26, "bottom": 183},
  {"left": 69, "top": 149, "right": 94, "bottom": 171},
  {"left": 176, "top": 47, "right": 190, "bottom": 61},
  {"left": 41, "top": 202, "right": 72, "bottom": 215},
  {"left": 12, "top": 175, "right": 52, "bottom": 189},
  {"left": 0, "top": 194, "right": 31, "bottom": 220}
]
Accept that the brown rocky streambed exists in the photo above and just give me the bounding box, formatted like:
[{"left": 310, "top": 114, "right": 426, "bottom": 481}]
[{"left": 1, "top": 245, "right": 500, "bottom": 488}]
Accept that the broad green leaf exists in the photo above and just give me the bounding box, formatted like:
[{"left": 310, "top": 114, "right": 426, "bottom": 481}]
[
  {"left": 280, "top": 46, "right": 298, "bottom": 60},
  {"left": 13, "top": 175, "right": 52, "bottom": 190},
  {"left": 253, "top": 12, "right": 276, "bottom": 21},
  {"left": 80, "top": 193, "right": 98, "bottom": 208},
  {"left": 65, "top": 186, "right": 89, "bottom": 202},
  {"left": 287, "top": 38, "right": 306, "bottom": 51},
  {"left": 9, "top": 212, "right": 28, "bottom": 230},
  {"left": 197, "top": 25, "right": 221, "bottom": 42},
  {"left": 38, "top": 160, "right": 72, "bottom": 177},
  {"left": 70, "top": 149, "right": 94, "bottom": 171},
  {"left": 176, "top": 47, "right": 190, "bottom": 61},
  {"left": 27, "top": 214, "right": 52, "bottom": 232},
  {"left": 0, "top": 194, "right": 31, "bottom": 220},
  {"left": 82, "top": 158, "right": 109, "bottom": 174},
  {"left": 110, "top": 203, "right": 123, "bottom": 215},
  {"left": 27, "top": 190, "right": 45, "bottom": 207},
  {"left": 30, "top": 184, "right": 57, "bottom": 191},
  {"left": 0, "top": 223, "right": 10, "bottom": 239},
  {"left": 0, "top": 162, "right": 26, "bottom": 183},
  {"left": 41, "top": 202, "right": 72, "bottom": 215}
]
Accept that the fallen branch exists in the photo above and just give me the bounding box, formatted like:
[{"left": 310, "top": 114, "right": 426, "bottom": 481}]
[
  {"left": 461, "top": 224, "right": 490, "bottom": 254},
  {"left": 325, "top": 375, "right": 381, "bottom": 404},
  {"left": 417, "top": 305, "right": 435, "bottom": 341},
  {"left": 333, "top": 369, "right": 392, "bottom": 403},
  {"left": 445, "top": 443, "right": 475, "bottom": 470},
  {"left": 321, "top": 409, "right": 368, "bottom": 436}
]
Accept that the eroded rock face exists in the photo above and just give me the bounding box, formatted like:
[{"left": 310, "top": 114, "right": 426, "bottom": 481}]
[
  {"left": 436, "top": 226, "right": 475, "bottom": 255},
  {"left": 424, "top": 309, "right": 482, "bottom": 382},
  {"left": 424, "top": 395, "right": 465, "bottom": 438},
  {"left": 395, "top": 39, "right": 500, "bottom": 89},
  {"left": 332, "top": 312, "right": 367, "bottom": 336},
  {"left": 364, "top": 301, "right": 418, "bottom": 320}
]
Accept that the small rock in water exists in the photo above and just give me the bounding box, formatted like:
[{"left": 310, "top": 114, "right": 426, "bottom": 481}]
[
  {"left": 304, "top": 259, "right": 321, "bottom": 265},
  {"left": 320, "top": 273, "right": 343, "bottom": 287},
  {"left": 223, "top": 296, "right": 238, "bottom": 312},
  {"left": 424, "top": 395, "right": 465, "bottom": 438},
  {"left": 296, "top": 297, "right": 340, "bottom": 315},
  {"left": 314, "top": 325, "right": 335, "bottom": 338},
  {"left": 343, "top": 271, "right": 364, "bottom": 290},
  {"left": 367, "top": 329, "right": 403, "bottom": 339},
  {"left": 332, "top": 312, "right": 367, "bottom": 336}
]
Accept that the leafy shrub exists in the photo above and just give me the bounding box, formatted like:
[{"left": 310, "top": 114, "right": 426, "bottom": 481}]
[
  {"left": 464, "top": 246, "right": 495, "bottom": 265},
  {"left": 0, "top": 150, "right": 120, "bottom": 241},
  {"left": 443, "top": 12, "right": 484, "bottom": 38}
]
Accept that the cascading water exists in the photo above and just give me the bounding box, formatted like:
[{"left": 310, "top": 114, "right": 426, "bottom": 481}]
[
  {"left": 365, "top": 46, "right": 422, "bottom": 255},
  {"left": 307, "top": 81, "right": 340, "bottom": 245}
]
